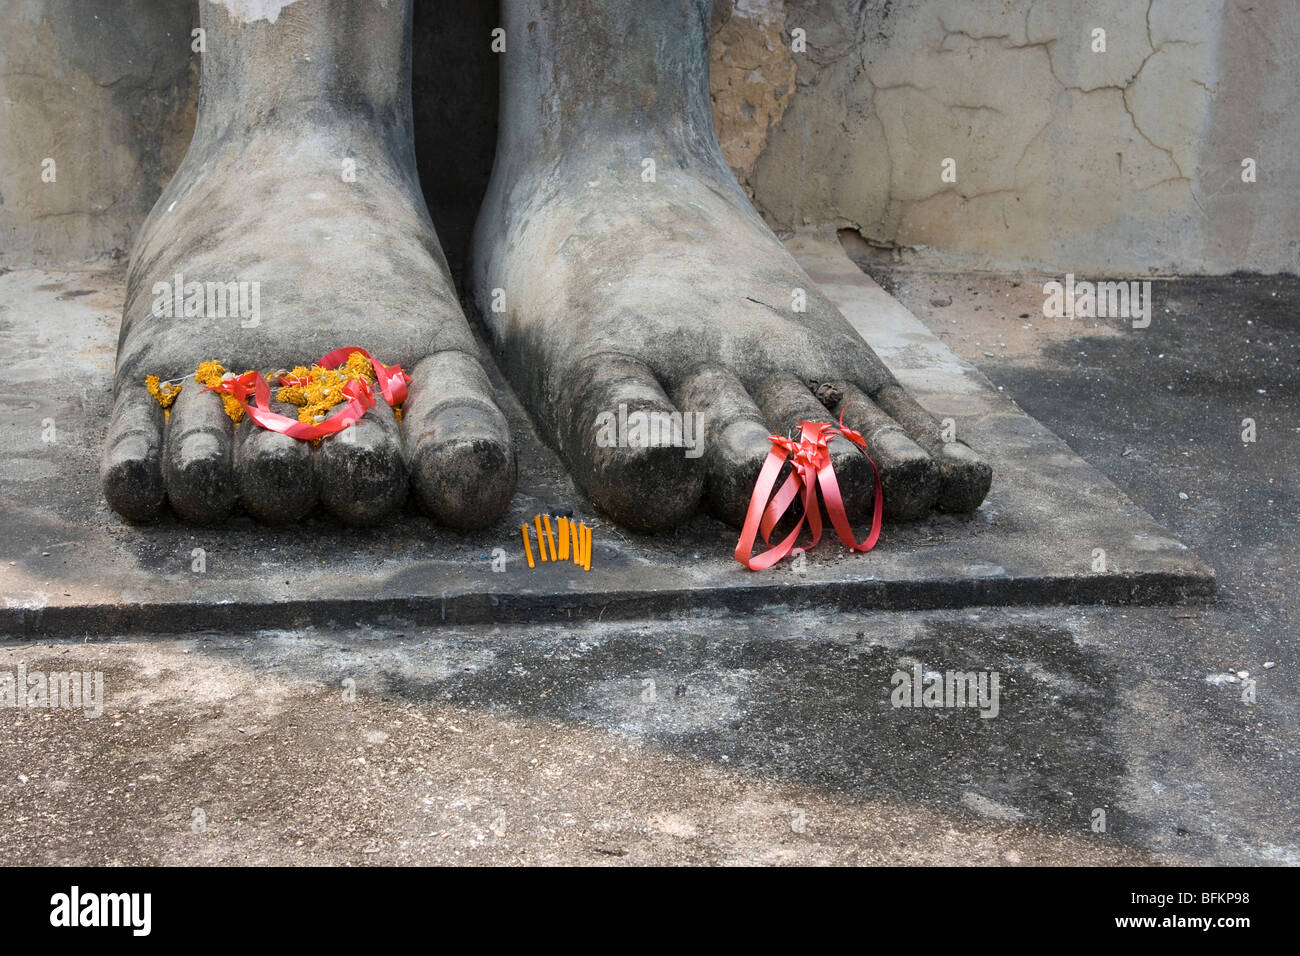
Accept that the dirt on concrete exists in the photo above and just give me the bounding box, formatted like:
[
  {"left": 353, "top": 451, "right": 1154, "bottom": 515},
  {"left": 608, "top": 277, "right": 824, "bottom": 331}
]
[{"left": 1, "top": 621, "right": 1165, "bottom": 866}]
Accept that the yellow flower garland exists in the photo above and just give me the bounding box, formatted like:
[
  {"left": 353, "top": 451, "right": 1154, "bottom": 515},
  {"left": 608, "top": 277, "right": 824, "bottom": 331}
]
[
  {"left": 275, "top": 351, "right": 376, "bottom": 425},
  {"left": 194, "top": 360, "right": 250, "bottom": 423},
  {"left": 144, "top": 375, "right": 181, "bottom": 409}
]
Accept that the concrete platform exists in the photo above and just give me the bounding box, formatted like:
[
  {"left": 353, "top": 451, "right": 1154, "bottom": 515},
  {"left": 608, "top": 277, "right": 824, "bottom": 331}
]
[{"left": 0, "top": 242, "right": 1214, "bottom": 637}]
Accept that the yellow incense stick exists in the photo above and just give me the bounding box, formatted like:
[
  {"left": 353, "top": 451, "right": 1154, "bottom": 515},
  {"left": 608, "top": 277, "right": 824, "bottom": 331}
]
[
  {"left": 557, "top": 517, "right": 569, "bottom": 560},
  {"left": 521, "top": 523, "right": 534, "bottom": 569},
  {"left": 543, "top": 514, "right": 558, "bottom": 561},
  {"left": 534, "top": 515, "right": 547, "bottom": 562}
]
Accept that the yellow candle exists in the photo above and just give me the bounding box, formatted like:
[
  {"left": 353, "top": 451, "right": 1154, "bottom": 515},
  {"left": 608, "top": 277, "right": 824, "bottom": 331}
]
[
  {"left": 520, "top": 524, "right": 534, "bottom": 569},
  {"left": 534, "top": 515, "right": 547, "bottom": 562},
  {"left": 557, "top": 517, "right": 569, "bottom": 561},
  {"left": 543, "top": 515, "right": 558, "bottom": 562}
]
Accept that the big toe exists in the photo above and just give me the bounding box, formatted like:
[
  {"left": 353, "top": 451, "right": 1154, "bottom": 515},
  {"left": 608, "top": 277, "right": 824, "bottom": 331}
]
[
  {"left": 558, "top": 354, "right": 704, "bottom": 532},
  {"left": 403, "top": 351, "right": 516, "bottom": 530}
]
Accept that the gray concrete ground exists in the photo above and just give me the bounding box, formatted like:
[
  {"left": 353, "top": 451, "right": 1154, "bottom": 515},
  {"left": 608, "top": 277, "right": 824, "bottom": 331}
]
[{"left": 0, "top": 259, "right": 1295, "bottom": 865}]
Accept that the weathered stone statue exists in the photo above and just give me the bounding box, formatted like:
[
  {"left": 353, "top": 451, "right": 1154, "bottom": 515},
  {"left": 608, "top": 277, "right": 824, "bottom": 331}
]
[{"left": 101, "top": 0, "right": 990, "bottom": 532}]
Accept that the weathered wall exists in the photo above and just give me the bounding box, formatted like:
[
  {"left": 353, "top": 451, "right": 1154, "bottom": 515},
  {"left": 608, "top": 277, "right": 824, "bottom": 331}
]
[
  {"left": 0, "top": 0, "right": 198, "bottom": 267},
  {"left": 3, "top": 0, "right": 1296, "bottom": 276},
  {"left": 712, "top": 0, "right": 1300, "bottom": 274}
]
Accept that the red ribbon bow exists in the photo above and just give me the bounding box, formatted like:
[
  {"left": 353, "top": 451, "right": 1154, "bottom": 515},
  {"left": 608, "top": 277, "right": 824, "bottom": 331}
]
[
  {"left": 734, "top": 410, "right": 883, "bottom": 570},
  {"left": 201, "top": 346, "right": 411, "bottom": 441}
]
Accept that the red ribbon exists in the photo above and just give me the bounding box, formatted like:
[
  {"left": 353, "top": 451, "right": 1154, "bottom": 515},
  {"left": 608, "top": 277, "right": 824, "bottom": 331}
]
[
  {"left": 201, "top": 346, "right": 411, "bottom": 441},
  {"left": 734, "top": 411, "right": 883, "bottom": 570}
]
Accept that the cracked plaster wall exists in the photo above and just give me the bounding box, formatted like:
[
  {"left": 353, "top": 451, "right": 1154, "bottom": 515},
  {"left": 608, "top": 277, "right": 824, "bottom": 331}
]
[{"left": 715, "top": 0, "right": 1299, "bottom": 274}]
